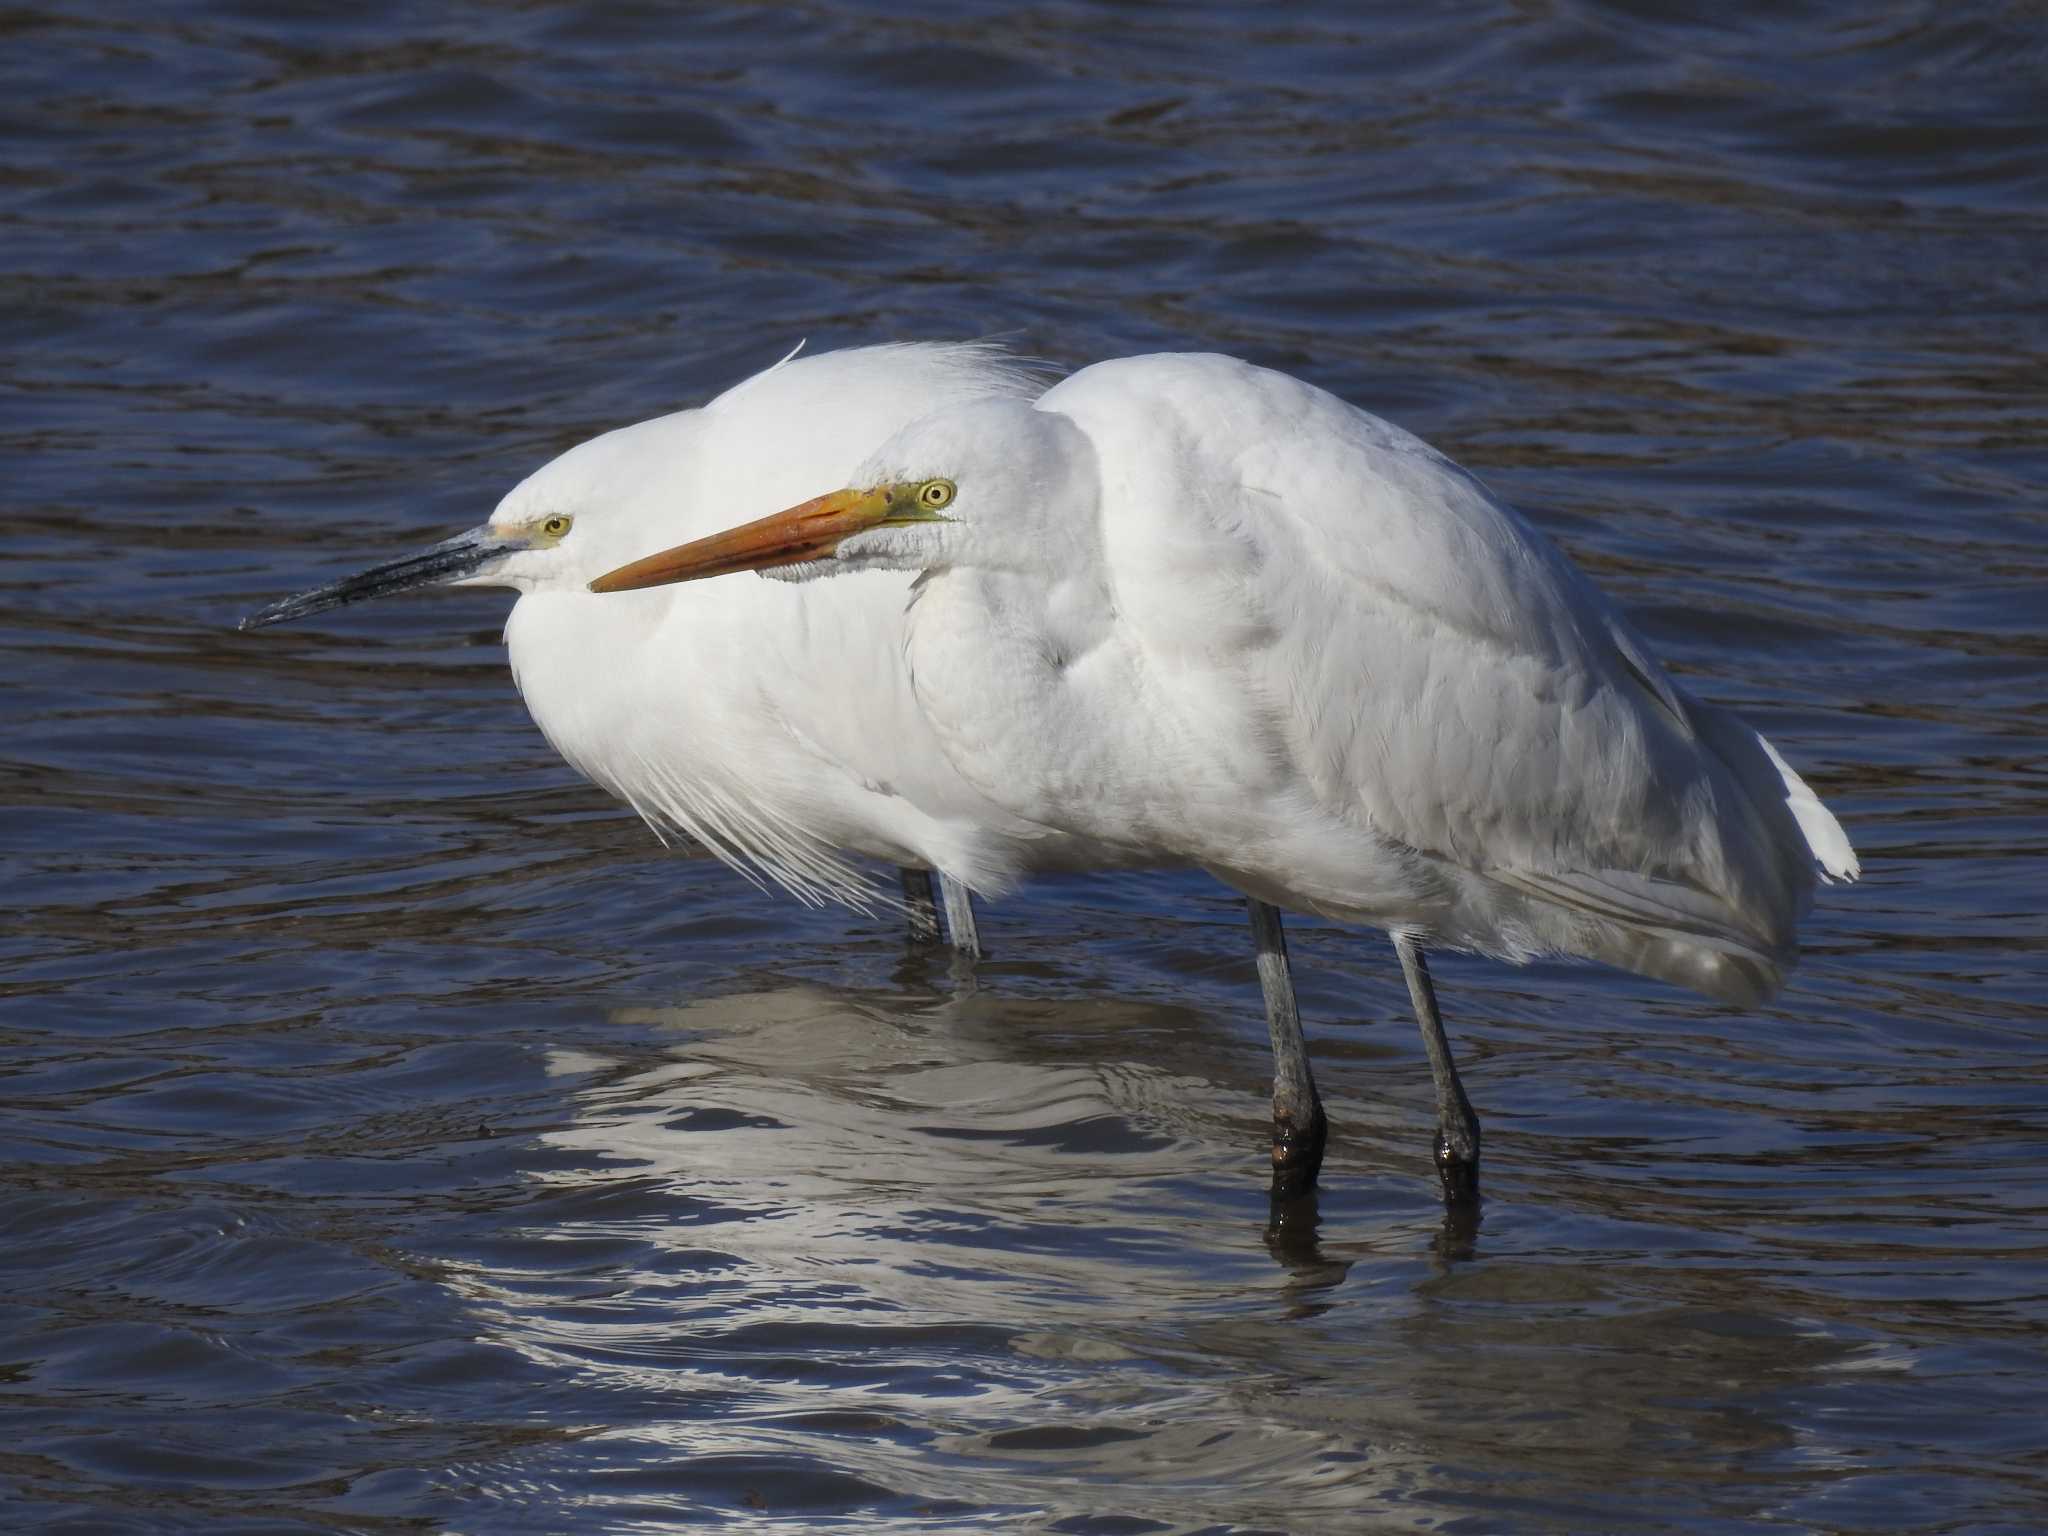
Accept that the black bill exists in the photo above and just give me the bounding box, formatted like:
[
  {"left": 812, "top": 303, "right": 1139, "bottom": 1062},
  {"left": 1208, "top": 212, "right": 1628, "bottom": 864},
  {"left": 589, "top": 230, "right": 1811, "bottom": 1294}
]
[{"left": 239, "top": 525, "right": 523, "bottom": 631}]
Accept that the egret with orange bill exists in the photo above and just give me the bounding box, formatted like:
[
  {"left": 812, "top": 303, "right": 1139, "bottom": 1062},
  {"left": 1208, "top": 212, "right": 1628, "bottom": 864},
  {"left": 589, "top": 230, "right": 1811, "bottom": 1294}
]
[{"left": 588, "top": 352, "right": 1859, "bottom": 1205}]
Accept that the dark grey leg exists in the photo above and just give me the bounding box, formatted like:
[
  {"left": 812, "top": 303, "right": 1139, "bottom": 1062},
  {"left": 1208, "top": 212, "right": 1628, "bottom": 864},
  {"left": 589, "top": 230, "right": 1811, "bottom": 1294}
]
[
  {"left": 1393, "top": 934, "right": 1481, "bottom": 1207},
  {"left": 938, "top": 874, "right": 981, "bottom": 959},
  {"left": 899, "top": 867, "right": 941, "bottom": 943},
  {"left": 1248, "top": 899, "right": 1326, "bottom": 1196}
]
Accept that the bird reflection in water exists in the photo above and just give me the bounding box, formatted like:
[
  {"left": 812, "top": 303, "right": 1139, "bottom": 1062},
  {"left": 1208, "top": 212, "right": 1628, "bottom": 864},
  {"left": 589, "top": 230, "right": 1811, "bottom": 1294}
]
[{"left": 534, "top": 980, "right": 1439, "bottom": 1295}]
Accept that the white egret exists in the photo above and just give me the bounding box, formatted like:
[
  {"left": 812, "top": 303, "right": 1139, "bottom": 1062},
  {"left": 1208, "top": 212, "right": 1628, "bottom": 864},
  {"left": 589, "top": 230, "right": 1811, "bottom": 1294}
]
[
  {"left": 589, "top": 352, "right": 1860, "bottom": 1205},
  {"left": 239, "top": 342, "right": 1128, "bottom": 952}
]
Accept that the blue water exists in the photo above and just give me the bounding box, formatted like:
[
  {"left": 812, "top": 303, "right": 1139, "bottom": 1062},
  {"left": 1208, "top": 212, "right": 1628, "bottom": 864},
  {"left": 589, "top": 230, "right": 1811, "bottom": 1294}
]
[{"left": 5, "top": 2, "right": 2045, "bottom": 1531}]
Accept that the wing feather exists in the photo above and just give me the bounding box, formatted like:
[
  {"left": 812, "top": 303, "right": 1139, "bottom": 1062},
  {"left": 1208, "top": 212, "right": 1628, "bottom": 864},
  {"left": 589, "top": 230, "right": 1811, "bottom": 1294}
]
[{"left": 1050, "top": 355, "right": 1846, "bottom": 998}]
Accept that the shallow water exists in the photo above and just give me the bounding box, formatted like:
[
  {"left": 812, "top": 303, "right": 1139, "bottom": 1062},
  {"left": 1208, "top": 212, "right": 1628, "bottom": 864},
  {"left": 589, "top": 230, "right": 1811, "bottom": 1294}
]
[{"left": 5, "top": 1, "right": 2046, "bottom": 1531}]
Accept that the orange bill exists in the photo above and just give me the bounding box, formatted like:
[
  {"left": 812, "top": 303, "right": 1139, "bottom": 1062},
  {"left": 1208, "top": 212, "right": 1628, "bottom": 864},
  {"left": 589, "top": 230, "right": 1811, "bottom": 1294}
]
[{"left": 589, "top": 485, "right": 899, "bottom": 592}]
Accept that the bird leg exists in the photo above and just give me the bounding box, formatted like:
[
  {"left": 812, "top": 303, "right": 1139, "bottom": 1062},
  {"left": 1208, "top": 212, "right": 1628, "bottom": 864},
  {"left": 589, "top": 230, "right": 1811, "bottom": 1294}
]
[
  {"left": 899, "top": 868, "right": 982, "bottom": 958},
  {"left": 1248, "top": 899, "right": 1326, "bottom": 1197},
  {"left": 939, "top": 874, "right": 982, "bottom": 959},
  {"left": 1393, "top": 935, "right": 1481, "bottom": 1207},
  {"left": 899, "top": 867, "right": 942, "bottom": 943}
]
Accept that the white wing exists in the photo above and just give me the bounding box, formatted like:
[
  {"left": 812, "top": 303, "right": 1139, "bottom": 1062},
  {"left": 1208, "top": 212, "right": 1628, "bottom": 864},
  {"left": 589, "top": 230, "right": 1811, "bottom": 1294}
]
[{"left": 1046, "top": 355, "right": 1854, "bottom": 1002}]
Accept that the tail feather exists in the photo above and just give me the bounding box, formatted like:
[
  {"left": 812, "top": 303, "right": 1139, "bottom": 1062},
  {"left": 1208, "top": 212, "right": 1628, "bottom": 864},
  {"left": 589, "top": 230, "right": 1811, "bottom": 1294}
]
[
  {"left": 1487, "top": 866, "right": 1790, "bottom": 1006},
  {"left": 1463, "top": 698, "right": 1857, "bottom": 1008},
  {"left": 1754, "top": 733, "right": 1859, "bottom": 883}
]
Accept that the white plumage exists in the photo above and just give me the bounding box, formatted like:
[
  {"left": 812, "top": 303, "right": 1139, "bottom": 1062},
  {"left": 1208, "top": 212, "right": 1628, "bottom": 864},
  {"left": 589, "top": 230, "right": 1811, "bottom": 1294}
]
[
  {"left": 242, "top": 342, "right": 1132, "bottom": 928},
  {"left": 724, "top": 354, "right": 1853, "bottom": 996},
  {"left": 496, "top": 342, "right": 1073, "bottom": 908},
  {"left": 589, "top": 350, "right": 1859, "bottom": 1202},
  {"left": 248, "top": 344, "right": 1857, "bottom": 1204}
]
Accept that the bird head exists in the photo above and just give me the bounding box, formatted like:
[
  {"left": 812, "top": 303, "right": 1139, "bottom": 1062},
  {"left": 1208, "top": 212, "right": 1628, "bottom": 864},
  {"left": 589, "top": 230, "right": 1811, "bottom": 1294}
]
[
  {"left": 237, "top": 344, "right": 1055, "bottom": 633},
  {"left": 582, "top": 476, "right": 957, "bottom": 592},
  {"left": 235, "top": 416, "right": 703, "bottom": 631},
  {"left": 585, "top": 397, "right": 1087, "bottom": 593}
]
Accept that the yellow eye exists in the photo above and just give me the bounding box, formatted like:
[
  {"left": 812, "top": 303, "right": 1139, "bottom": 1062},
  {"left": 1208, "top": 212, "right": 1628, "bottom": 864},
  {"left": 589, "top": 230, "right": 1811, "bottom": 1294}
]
[
  {"left": 540, "top": 514, "right": 573, "bottom": 538},
  {"left": 918, "top": 479, "right": 955, "bottom": 511}
]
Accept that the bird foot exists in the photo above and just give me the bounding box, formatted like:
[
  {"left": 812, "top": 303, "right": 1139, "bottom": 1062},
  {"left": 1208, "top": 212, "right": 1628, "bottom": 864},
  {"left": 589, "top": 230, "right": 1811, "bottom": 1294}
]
[
  {"left": 1434, "top": 1129, "right": 1481, "bottom": 1209},
  {"left": 1270, "top": 1104, "right": 1328, "bottom": 1200}
]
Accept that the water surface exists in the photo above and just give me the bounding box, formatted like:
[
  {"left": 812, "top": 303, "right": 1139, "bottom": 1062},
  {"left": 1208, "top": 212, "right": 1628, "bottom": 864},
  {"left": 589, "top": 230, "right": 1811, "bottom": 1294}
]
[{"left": 5, "top": 2, "right": 2045, "bottom": 1531}]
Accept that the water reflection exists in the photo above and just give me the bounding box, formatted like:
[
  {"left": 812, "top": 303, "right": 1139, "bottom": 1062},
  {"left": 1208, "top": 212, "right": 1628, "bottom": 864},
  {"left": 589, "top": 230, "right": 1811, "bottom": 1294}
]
[
  {"left": 328, "top": 977, "right": 1904, "bottom": 1526},
  {"left": 485, "top": 983, "right": 1412, "bottom": 1519}
]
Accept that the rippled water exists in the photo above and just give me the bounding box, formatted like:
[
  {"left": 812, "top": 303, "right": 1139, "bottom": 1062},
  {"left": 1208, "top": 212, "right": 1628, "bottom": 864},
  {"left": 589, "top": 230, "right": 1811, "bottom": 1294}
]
[{"left": 6, "top": 2, "right": 2045, "bottom": 1531}]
